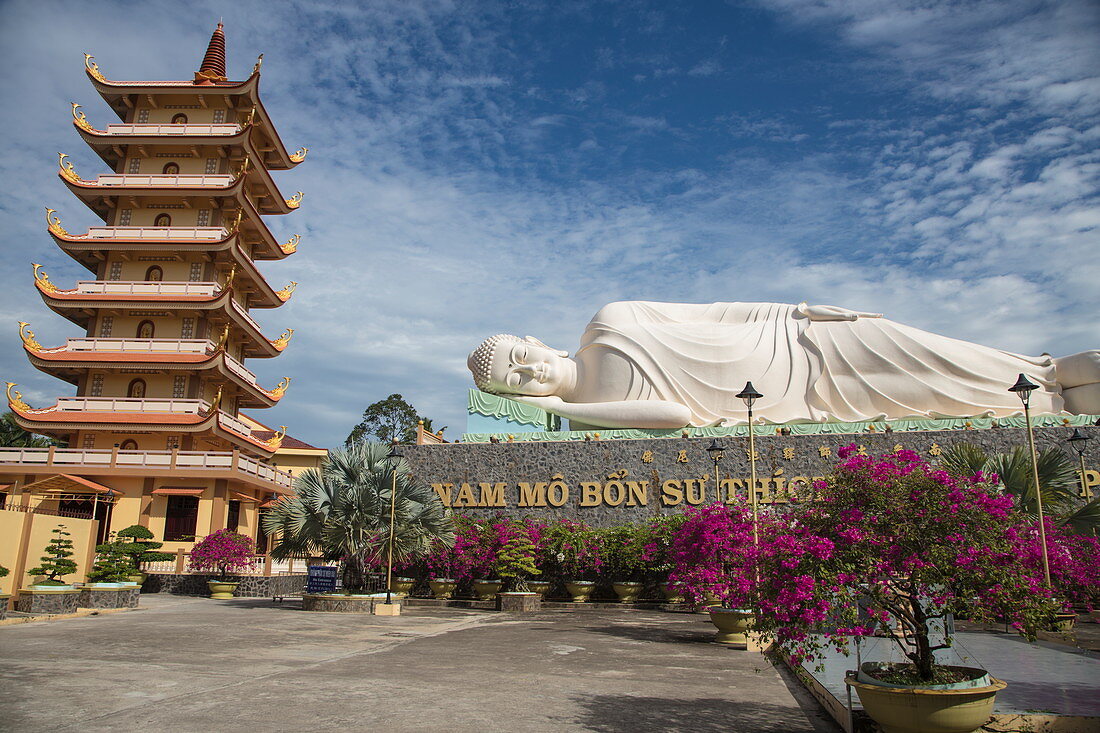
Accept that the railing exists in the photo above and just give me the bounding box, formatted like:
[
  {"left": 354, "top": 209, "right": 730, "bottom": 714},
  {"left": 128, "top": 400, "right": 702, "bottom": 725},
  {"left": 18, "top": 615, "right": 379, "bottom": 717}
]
[
  {"left": 84, "top": 226, "right": 228, "bottom": 240},
  {"left": 62, "top": 337, "right": 212, "bottom": 354},
  {"left": 92, "top": 174, "right": 235, "bottom": 187},
  {"left": 142, "top": 552, "right": 320, "bottom": 576},
  {"left": 223, "top": 353, "right": 262, "bottom": 389},
  {"left": 73, "top": 280, "right": 219, "bottom": 297},
  {"left": 0, "top": 447, "right": 294, "bottom": 488},
  {"left": 1, "top": 503, "right": 94, "bottom": 519},
  {"left": 54, "top": 397, "right": 211, "bottom": 414},
  {"left": 102, "top": 123, "right": 241, "bottom": 136},
  {"left": 218, "top": 411, "right": 256, "bottom": 439},
  {"left": 229, "top": 298, "right": 263, "bottom": 334}
]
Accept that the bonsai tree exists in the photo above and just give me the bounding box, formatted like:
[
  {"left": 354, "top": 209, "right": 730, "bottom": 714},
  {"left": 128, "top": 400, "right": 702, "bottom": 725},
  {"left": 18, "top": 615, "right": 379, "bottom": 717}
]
[
  {"left": 188, "top": 529, "right": 255, "bottom": 580},
  {"left": 27, "top": 526, "right": 78, "bottom": 586},
  {"left": 115, "top": 524, "right": 174, "bottom": 568},
  {"left": 0, "top": 564, "right": 8, "bottom": 579},
  {"left": 753, "top": 446, "right": 1054, "bottom": 684},
  {"left": 87, "top": 534, "right": 137, "bottom": 583},
  {"left": 263, "top": 443, "right": 454, "bottom": 593},
  {"left": 493, "top": 527, "right": 540, "bottom": 592}
]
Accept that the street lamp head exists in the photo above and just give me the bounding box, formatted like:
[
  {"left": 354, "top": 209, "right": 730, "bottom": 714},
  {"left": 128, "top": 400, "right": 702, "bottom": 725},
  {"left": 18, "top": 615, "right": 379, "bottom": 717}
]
[
  {"left": 706, "top": 438, "right": 724, "bottom": 462},
  {"left": 386, "top": 444, "right": 404, "bottom": 463},
  {"left": 1008, "top": 373, "right": 1038, "bottom": 406},
  {"left": 1067, "top": 427, "right": 1091, "bottom": 456},
  {"left": 737, "top": 381, "right": 763, "bottom": 410}
]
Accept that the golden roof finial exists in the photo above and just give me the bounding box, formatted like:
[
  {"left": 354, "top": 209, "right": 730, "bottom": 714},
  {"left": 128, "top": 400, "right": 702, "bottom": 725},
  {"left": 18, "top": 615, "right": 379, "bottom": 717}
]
[
  {"left": 266, "top": 377, "right": 291, "bottom": 399},
  {"left": 83, "top": 53, "right": 105, "bottom": 82},
  {"left": 289, "top": 147, "right": 308, "bottom": 163},
  {"left": 45, "top": 208, "right": 68, "bottom": 236},
  {"left": 244, "top": 106, "right": 257, "bottom": 128},
  {"left": 58, "top": 153, "right": 83, "bottom": 184},
  {"left": 18, "top": 322, "right": 42, "bottom": 351},
  {"left": 276, "top": 281, "right": 297, "bottom": 301},
  {"left": 236, "top": 155, "right": 251, "bottom": 178},
  {"left": 71, "top": 103, "right": 94, "bottom": 132},
  {"left": 225, "top": 209, "right": 243, "bottom": 234},
  {"left": 214, "top": 323, "right": 230, "bottom": 351},
  {"left": 221, "top": 264, "right": 237, "bottom": 291},
  {"left": 252, "top": 54, "right": 264, "bottom": 76},
  {"left": 285, "top": 191, "right": 304, "bottom": 209},
  {"left": 280, "top": 234, "right": 301, "bottom": 254},
  {"left": 5, "top": 382, "right": 32, "bottom": 412},
  {"left": 271, "top": 328, "right": 294, "bottom": 350},
  {"left": 260, "top": 426, "right": 287, "bottom": 450},
  {"left": 209, "top": 386, "right": 224, "bottom": 412},
  {"left": 32, "top": 263, "right": 59, "bottom": 293}
]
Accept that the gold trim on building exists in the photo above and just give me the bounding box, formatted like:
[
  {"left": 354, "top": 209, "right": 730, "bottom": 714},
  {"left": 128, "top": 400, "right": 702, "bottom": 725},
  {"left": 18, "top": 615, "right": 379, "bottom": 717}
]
[
  {"left": 285, "top": 191, "right": 304, "bottom": 209},
  {"left": 5, "top": 382, "right": 32, "bottom": 412},
  {"left": 276, "top": 281, "right": 297, "bottom": 301},
  {"left": 18, "top": 322, "right": 43, "bottom": 351},
  {"left": 83, "top": 53, "right": 105, "bottom": 82},
  {"left": 57, "top": 153, "right": 83, "bottom": 184},
  {"left": 45, "top": 207, "right": 68, "bottom": 236},
  {"left": 71, "top": 103, "right": 95, "bottom": 132},
  {"left": 289, "top": 147, "right": 308, "bottom": 163},
  {"left": 32, "top": 263, "right": 60, "bottom": 293},
  {"left": 270, "top": 328, "right": 294, "bottom": 350},
  {"left": 280, "top": 234, "right": 300, "bottom": 254}
]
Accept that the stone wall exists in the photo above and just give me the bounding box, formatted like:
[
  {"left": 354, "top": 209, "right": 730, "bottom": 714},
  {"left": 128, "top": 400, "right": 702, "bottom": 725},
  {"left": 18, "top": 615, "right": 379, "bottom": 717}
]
[
  {"left": 143, "top": 573, "right": 306, "bottom": 598},
  {"left": 16, "top": 589, "right": 80, "bottom": 614},
  {"left": 403, "top": 425, "right": 1099, "bottom": 526},
  {"left": 78, "top": 587, "right": 140, "bottom": 609}
]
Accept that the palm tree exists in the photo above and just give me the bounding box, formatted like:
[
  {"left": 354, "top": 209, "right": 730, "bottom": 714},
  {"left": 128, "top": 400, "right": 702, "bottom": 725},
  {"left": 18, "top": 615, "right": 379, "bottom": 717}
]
[
  {"left": 262, "top": 443, "right": 455, "bottom": 592},
  {"left": 0, "top": 411, "right": 57, "bottom": 448},
  {"left": 941, "top": 442, "right": 1099, "bottom": 534}
]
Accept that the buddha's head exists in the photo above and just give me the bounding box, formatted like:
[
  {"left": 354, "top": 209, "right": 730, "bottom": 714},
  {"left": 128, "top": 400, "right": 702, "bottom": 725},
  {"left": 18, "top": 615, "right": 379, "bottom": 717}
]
[{"left": 468, "top": 334, "right": 573, "bottom": 397}]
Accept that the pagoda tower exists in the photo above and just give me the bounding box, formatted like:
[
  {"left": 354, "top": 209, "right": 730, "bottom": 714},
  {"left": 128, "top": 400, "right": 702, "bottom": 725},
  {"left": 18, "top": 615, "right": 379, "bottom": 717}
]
[{"left": 2, "top": 25, "right": 309, "bottom": 549}]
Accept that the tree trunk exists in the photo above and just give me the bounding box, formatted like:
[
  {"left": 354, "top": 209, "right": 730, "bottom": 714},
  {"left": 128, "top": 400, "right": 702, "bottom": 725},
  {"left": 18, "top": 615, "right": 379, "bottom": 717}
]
[
  {"left": 911, "top": 600, "right": 935, "bottom": 682},
  {"left": 342, "top": 555, "right": 367, "bottom": 593}
]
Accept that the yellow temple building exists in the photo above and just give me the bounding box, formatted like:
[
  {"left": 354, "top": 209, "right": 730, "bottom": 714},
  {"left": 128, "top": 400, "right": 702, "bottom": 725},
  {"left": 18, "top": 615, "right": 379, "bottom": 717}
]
[{"left": 0, "top": 25, "right": 320, "bottom": 587}]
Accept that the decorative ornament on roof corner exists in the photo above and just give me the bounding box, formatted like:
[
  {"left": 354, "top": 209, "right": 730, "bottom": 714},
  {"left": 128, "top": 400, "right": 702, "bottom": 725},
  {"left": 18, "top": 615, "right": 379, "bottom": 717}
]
[
  {"left": 83, "top": 53, "right": 105, "bottom": 82},
  {"left": 45, "top": 208, "right": 68, "bottom": 236},
  {"left": 243, "top": 106, "right": 257, "bottom": 128},
  {"left": 266, "top": 377, "right": 291, "bottom": 400},
  {"left": 271, "top": 328, "right": 294, "bottom": 350},
  {"left": 261, "top": 426, "right": 287, "bottom": 450},
  {"left": 225, "top": 209, "right": 243, "bottom": 235},
  {"left": 71, "top": 103, "right": 95, "bottom": 133},
  {"left": 58, "top": 153, "right": 83, "bottom": 184},
  {"left": 214, "top": 324, "right": 230, "bottom": 352},
  {"left": 289, "top": 147, "right": 309, "bottom": 163},
  {"left": 235, "top": 156, "right": 252, "bottom": 178},
  {"left": 18, "top": 322, "right": 43, "bottom": 351},
  {"left": 252, "top": 54, "right": 264, "bottom": 76},
  {"left": 280, "top": 234, "right": 301, "bottom": 254},
  {"left": 209, "top": 386, "right": 224, "bottom": 413},
  {"left": 276, "top": 281, "right": 297, "bottom": 301},
  {"left": 5, "top": 382, "right": 32, "bottom": 412},
  {"left": 221, "top": 264, "right": 237, "bottom": 292},
  {"left": 32, "top": 263, "right": 60, "bottom": 293},
  {"left": 285, "top": 191, "right": 304, "bottom": 209}
]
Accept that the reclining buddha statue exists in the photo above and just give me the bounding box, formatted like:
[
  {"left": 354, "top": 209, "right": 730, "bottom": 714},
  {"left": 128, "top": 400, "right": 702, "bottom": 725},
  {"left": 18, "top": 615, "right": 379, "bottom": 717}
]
[{"left": 467, "top": 301, "right": 1100, "bottom": 429}]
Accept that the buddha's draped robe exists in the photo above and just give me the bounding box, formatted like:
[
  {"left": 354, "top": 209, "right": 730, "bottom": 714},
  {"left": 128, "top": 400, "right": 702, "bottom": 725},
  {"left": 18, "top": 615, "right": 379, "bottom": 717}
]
[{"left": 576, "top": 301, "right": 1061, "bottom": 426}]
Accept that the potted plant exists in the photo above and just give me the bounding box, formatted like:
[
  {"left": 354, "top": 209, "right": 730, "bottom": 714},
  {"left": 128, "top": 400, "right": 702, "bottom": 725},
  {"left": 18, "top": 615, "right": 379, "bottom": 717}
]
[
  {"left": 602, "top": 524, "right": 650, "bottom": 603},
  {"left": 27, "top": 526, "right": 78, "bottom": 587},
  {"left": 668, "top": 502, "right": 758, "bottom": 642},
  {"left": 188, "top": 529, "right": 256, "bottom": 599},
  {"left": 115, "top": 525, "right": 174, "bottom": 584},
  {"left": 86, "top": 535, "right": 136, "bottom": 585},
  {"left": 0, "top": 565, "right": 10, "bottom": 616},
  {"left": 753, "top": 446, "right": 1054, "bottom": 733},
  {"left": 523, "top": 519, "right": 552, "bottom": 599},
  {"left": 494, "top": 526, "right": 540, "bottom": 593},
  {"left": 643, "top": 514, "right": 686, "bottom": 603},
  {"left": 548, "top": 520, "right": 603, "bottom": 602},
  {"left": 469, "top": 518, "right": 509, "bottom": 600}
]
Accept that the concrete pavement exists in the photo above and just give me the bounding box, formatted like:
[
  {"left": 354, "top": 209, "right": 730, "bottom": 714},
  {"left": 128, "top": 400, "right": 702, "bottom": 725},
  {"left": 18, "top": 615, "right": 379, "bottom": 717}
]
[{"left": 0, "top": 595, "right": 838, "bottom": 732}]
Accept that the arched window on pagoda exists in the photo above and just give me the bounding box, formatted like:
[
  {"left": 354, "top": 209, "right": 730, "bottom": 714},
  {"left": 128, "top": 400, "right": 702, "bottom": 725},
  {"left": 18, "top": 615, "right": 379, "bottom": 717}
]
[
  {"left": 145, "top": 266, "right": 163, "bottom": 282},
  {"left": 119, "top": 439, "right": 138, "bottom": 451},
  {"left": 162, "top": 162, "right": 180, "bottom": 175},
  {"left": 127, "top": 378, "right": 147, "bottom": 399},
  {"left": 136, "top": 320, "right": 155, "bottom": 339},
  {"left": 154, "top": 213, "right": 172, "bottom": 227},
  {"left": 171, "top": 113, "right": 188, "bottom": 124}
]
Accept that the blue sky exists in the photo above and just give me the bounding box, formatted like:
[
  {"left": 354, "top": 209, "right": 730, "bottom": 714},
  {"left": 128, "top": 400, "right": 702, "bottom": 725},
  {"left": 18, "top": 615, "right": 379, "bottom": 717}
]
[{"left": 1, "top": 0, "right": 1097, "bottom": 449}]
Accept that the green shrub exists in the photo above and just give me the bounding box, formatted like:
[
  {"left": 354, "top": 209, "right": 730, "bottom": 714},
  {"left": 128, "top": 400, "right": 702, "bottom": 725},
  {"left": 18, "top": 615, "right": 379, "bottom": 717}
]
[{"left": 27, "top": 526, "right": 78, "bottom": 585}]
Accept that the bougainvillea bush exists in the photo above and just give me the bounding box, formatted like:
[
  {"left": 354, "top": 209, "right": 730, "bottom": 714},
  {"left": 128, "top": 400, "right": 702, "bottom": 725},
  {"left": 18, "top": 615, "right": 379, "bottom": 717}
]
[
  {"left": 544, "top": 520, "right": 604, "bottom": 581},
  {"left": 1020, "top": 517, "right": 1100, "bottom": 612},
  {"left": 666, "top": 502, "right": 758, "bottom": 607},
  {"left": 753, "top": 446, "right": 1055, "bottom": 683},
  {"left": 188, "top": 529, "right": 255, "bottom": 580}
]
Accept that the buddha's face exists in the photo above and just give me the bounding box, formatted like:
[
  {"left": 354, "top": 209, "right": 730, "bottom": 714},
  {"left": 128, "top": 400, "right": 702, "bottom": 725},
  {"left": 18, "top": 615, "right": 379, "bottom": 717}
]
[{"left": 487, "top": 338, "right": 570, "bottom": 397}]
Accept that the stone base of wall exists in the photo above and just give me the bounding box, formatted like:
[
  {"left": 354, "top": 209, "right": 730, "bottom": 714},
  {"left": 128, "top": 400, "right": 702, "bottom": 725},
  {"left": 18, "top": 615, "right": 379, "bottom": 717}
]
[
  {"left": 143, "top": 573, "right": 306, "bottom": 598},
  {"left": 0, "top": 594, "right": 10, "bottom": 620},
  {"left": 16, "top": 588, "right": 80, "bottom": 614},
  {"left": 78, "top": 587, "right": 141, "bottom": 609},
  {"left": 497, "top": 592, "right": 540, "bottom": 612},
  {"left": 302, "top": 594, "right": 388, "bottom": 613}
]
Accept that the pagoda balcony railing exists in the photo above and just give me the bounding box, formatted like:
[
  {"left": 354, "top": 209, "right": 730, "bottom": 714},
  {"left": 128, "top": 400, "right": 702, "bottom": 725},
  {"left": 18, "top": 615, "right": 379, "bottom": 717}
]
[
  {"left": 84, "top": 226, "right": 228, "bottom": 240},
  {"left": 222, "top": 352, "right": 262, "bottom": 389},
  {"left": 92, "top": 174, "right": 235, "bottom": 188},
  {"left": 217, "top": 410, "right": 256, "bottom": 439},
  {"left": 55, "top": 397, "right": 211, "bottom": 415},
  {"left": 62, "top": 337, "right": 212, "bottom": 354},
  {"left": 101, "top": 123, "right": 241, "bottom": 136},
  {"left": 73, "top": 280, "right": 219, "bottom": 297},
  {"left": 0, "top": 447, "right": 293, "bottom": 488},
  {"left": 229, "top": 298, "right": 263, "bottom": 333}
]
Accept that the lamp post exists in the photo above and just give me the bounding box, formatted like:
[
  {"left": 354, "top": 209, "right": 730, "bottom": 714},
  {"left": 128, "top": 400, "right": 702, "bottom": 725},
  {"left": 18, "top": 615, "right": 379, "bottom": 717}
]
[
  {"left": 706, "top": 439, "right": 725, "bottom": 503},
  {"left": 1067, "top": 428, "right": 1093, "bottom": 499},
  {"left": 737, "top": 382, "right": 763, "bottom": 543},
  {"left": 1009, "top": 374, "right": 1050, "bottom": 588},
  {"left": 384, "top": 443, "right": 403, "bottom": 605}
]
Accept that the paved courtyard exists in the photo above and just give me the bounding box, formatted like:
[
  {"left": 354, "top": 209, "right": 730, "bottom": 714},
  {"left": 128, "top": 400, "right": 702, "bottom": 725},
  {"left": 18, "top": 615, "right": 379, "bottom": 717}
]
[{"left": 0, "top": 595, "right": 838, "bottom": 732}]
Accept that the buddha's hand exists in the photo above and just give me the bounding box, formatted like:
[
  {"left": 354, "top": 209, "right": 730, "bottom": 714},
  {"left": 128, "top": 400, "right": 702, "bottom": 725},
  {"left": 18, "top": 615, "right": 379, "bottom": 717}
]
[
  {"left": 507, "top": 395, "right": 566, "bottom": 410},
  {"left": 798, "top": 302, "right": 883, "bottom": 322}
]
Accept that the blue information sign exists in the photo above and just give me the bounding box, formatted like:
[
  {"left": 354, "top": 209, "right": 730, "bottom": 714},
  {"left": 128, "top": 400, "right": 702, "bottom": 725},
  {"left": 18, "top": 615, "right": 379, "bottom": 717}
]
[{"left": 306, "top": 565, "right": 338, "bottom": 594}]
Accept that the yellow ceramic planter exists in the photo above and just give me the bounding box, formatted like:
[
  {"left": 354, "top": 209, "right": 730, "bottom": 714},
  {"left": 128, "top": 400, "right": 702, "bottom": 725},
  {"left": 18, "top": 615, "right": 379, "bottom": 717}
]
[
  {"left": 390, "top": 577, "right": 415, "bottom": 598},
  {"left": 846, "top": 668, "right": 1006, "bottom": 733},
  {"left": 207, "top": 581, "right": 239, "bottom": 599},
  {"left": 472, "top": 580, "right": 502, "bottom": 600},
  {"left": 612, "top": 582, "right": 644, "bottom": 603},
  {"left": 564, "top": 581, "right": 595, "bottom": 603},
  {"left": 429, "top": 579, "right": 457, "bottom": 599},
  {"left": 708, "top": 608, "right": 754, "bottom": 645}
]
